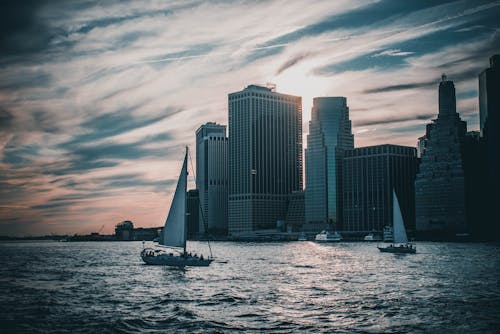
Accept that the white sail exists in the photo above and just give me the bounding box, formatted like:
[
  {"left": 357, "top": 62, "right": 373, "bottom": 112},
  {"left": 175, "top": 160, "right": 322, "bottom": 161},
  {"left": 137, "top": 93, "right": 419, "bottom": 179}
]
[
  {"left": 392, "top": 190, "right": 408, "bottom": 244},
  {"left": 160, "top": 149, "right": 187, "bottom": 248}
]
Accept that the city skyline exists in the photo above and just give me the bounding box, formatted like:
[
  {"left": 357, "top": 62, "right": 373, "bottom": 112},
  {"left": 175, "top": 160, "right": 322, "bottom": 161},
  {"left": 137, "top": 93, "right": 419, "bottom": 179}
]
[{"left": 1, "top": 1, "right": 500, "bottom": 236}]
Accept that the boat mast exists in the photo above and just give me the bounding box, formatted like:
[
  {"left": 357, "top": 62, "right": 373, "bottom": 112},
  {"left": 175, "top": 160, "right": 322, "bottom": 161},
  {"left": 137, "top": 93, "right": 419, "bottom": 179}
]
[{"left": 183, "top": 146, "right": 188, "bottom": 256}]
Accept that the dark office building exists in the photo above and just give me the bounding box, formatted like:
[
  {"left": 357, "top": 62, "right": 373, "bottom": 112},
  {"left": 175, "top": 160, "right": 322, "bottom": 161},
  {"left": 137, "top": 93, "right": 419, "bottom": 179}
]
[
  {"left": 415, "top": 76, "right": 467, "bottom": 234},
  {"left": 115, "top": 220, "right": 134, "bottom": 241},
  {"left": 342, "top": 144, "right": 418, "bottom": 233},
  {"left": 228, "top": 85, "right": 302, "bottom": 235},
  {"left": 462, "top": 131, "right": 486, "bottom": 237},
  {"left": 285, "top": 190, "right": 305, "bottom": 232},
  {"left": 187, "top": 189, "right": 200, "bottom": 239},
  {"left": 479, "top": 55, "right": 500, "bottom": 236}
]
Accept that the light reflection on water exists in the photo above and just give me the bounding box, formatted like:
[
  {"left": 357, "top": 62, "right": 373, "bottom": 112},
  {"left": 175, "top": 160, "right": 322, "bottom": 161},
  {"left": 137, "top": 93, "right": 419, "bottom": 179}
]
[{"left": 1, "top": 241, "right": 499, "bottom": 333}]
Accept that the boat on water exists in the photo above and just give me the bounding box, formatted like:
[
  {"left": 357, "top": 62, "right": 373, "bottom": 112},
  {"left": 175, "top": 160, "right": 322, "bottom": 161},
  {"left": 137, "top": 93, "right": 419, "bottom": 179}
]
[
  {"left": 378, "top": 190, "right": 416, "bottom": 254},
  {"left": 315, "top": 230, "right": 342, "bottom": 242},
  {"left": 297, "top": 232, "right": 307, "bottom": 241},
  {"left": 364, "top": 233, "right": 382, "bottom": 242},
  {"left": 141, "top": 147, "right": 213, "bottom": 267}
]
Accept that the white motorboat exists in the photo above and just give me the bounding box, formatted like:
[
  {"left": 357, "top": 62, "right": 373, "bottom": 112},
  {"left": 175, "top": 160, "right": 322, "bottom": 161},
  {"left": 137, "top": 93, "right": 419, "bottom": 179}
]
[
  {"left": 297, "top": 233, "right": 307, "bottom": 241},
  {"left": 315, "top": 230, "right": 342, "bottom": 242},
  {"left": 364, "top": 233, "right": 382, "bottom": 241}
]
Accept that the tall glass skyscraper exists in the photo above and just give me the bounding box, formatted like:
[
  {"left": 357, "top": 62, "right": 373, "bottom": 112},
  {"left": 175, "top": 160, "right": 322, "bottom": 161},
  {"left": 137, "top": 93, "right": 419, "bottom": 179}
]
[
  {"left": 415, "top": 76, "right": 467, "bottom": 233},
  {"left": 196, "top": 122, "right": 228, "bottom": 235},
  {"left": 228, "top": 85, "right": 302, "bottom": 235},
  {"left": 305, "top": 97, "right": 353, "bottom": 227}
]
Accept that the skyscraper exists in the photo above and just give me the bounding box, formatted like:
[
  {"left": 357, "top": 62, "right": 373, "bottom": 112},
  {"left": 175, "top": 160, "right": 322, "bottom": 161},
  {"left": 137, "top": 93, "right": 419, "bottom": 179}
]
[
  {"left": 479, "top": 55, "right": 500, "bottom": 236},
  {"left": 195, "top": 122, "right": 228, "bottom": 235},
  {"left": 228, "top": 85, "right": 302, "bottom": 235},
  {"left": 415, "top": 75, "right": 467, "bottom": 234},
  {"left": 186, "top": 189, "right": 200, "bottom": 239},
  {"left": 342, "top": 145, "right": 417, "bottom": 234},
  {"left": 305, "top": 97, "right": 354, "bottom": 227}
]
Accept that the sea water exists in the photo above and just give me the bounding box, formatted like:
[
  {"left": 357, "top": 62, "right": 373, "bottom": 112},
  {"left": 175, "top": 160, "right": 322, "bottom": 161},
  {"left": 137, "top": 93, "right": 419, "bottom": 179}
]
[{"left": 1, "top": 241, "right": 499, "bottom": 333}]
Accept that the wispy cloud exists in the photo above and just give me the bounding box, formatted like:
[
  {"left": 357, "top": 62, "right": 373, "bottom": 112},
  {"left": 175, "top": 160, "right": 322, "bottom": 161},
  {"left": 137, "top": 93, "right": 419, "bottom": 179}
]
[{"left": 372, "top": 49, "right": 414, "bottom": 57}]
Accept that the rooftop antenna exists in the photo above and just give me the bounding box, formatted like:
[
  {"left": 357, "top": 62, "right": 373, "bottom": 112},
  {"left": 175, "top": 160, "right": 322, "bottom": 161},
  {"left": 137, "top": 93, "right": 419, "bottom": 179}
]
[
  {"left": 441, "top": 73, "right": 447, "bottom": 82},
  {"left": 266, "top": 82, "right": 276, "bottom": 91}
]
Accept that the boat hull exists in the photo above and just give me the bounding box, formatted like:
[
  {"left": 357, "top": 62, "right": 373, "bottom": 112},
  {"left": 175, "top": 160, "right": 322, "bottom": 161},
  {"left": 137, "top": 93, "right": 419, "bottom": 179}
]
[
  {"left": 141, "top": 250, "right": 213, "bottom": 267},
  {"left": 315, "top": 231, "right": 342, "bottom": 242},
  {"left": 377, "top": 246, "right": 416, "bottom": 254},
  {"left": 315, "top": 238, "right": 342, "bottom": 243}
]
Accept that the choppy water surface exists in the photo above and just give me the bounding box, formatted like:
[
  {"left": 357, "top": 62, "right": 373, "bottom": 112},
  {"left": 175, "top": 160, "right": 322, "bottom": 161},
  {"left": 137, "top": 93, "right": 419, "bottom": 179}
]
[{"left": 1, "top": 241, "right": 499, "bottom": 333}]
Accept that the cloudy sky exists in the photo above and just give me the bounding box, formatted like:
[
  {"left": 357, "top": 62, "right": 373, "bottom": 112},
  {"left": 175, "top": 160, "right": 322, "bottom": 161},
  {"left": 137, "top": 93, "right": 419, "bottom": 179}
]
[{"left": 1, "top": 0, "right": 499, "bottom": 236}]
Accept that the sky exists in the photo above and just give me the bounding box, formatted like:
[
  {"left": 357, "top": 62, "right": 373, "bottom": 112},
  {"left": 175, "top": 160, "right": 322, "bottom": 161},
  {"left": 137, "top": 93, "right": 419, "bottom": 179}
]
[{"left": 0, "top": 0, "right": 499, "bottom": 236}]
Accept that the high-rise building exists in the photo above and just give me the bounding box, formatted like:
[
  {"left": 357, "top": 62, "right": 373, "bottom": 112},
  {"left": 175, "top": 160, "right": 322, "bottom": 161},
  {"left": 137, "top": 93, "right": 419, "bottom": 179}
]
[
  {"left": 342, "top": 145, "right": 417, "bottom": 233},
  {"left": 305, "top": 97, "right": 354, "bottom": 227},
  {"left": 186, "top": 189, "right": 200, "bottom": 239},
  {"left": 479, "top": 55, "right": 500, "bottom": 237},
  {"left": 416, "top": 123, "right": 433, "bottom": 158},
  {"left": 285, "top": 190, "right": 305, "bottom": 232},
  {"left": 228, "top": 85, "right": 302, "bottom": 235},
  {"left": 415, "top": 76, "right": 467, "bottom": 234},
  {"left": 195, "top": 122, "right": 228, "bottom": 235}
]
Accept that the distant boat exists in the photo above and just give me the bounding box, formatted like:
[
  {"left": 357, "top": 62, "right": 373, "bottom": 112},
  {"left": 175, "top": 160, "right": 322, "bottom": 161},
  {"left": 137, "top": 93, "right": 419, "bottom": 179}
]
[
  {"left": 315, "top": 230, "right": 342, "bottom": 242},
  {"left": 140, "top": 147, "right": 213, "bottom": 267},
  {"left": 364, "top": 233, "right": 382, "bottom": 242},
  {"left": 378, "top": 190, "right": 416, "bottom": 254}
]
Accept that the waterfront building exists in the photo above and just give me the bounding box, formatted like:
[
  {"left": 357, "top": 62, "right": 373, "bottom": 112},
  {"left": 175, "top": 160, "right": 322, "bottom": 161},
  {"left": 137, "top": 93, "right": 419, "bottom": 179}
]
[
  {"left": 132, "top": 227, "right": 160, "bottom": 241},
  {"left": 228, "top": 85, "right": 302, "bottom": 235},
  {"left": 417, "top": 124, "right": 433, "bottom": 158},
  {"left": 342, "top": 145, "right": 417, "bottom": 234},
  {"left": 186, "top": 189, "right": 200, "bottom": 239},
  {"left": 115, "top": 220, "right": 134, "bottom": 241},
  {"left": 285, "top": 190, "right": 305, "bottom": 232},
  {"left": 479, "top": 55, "right": 500, "bottom": 237},
  {"left": 462, "top": 131, "right": 486, "bottom": 236},
  {"left": 305, "top": 97, "right": 354, "bottom": 228},
  {"left": 196, "top": 123, "right": 228, "bottom": 236},
  {"left": 415, "top": 76, "right": 467, "bottom": 234}
]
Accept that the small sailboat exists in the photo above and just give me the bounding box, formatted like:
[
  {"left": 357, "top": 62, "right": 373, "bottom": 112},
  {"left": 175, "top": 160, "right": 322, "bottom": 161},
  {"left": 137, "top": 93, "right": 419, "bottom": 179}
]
[
  {"left": 378, "top": 190, "right": 416, "bottom": 254},
  {"left": 141, "top": 147, "right": 213, "bottom": 267}
]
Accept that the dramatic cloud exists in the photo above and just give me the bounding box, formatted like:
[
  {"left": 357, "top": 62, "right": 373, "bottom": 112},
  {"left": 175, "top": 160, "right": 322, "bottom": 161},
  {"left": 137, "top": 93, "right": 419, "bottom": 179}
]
[{"left": 1, "top": 0, "right": 499, "bottom": 236}]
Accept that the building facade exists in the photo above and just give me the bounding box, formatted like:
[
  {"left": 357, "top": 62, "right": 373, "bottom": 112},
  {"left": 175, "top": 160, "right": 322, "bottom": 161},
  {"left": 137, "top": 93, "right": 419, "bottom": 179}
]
[
  {"left": 342, "top": 145, "right": 418, "bottom": 233},
  {"left": 479, "top": 55, "right": 500, "bottom": 237},
  {"left": 285, "top": 190, "right": 305, "bottom": 232},
  {"left": 228, "top": 85, "right": 302, "bottom": 235},
  {"left": 305, "top": 97, "right": 354, "bottom": 227},
  {"left": 186, "top": 189, "right": 200, "bottom": 239},
  {"left": 115, "top": 220, "right": 134, "bottom": 241},
  {"left": 415, "top": 76, "right": 467, "bottom": 233},
  {"left": 195, "top": 122, "right": 228, "bottom": 235}
]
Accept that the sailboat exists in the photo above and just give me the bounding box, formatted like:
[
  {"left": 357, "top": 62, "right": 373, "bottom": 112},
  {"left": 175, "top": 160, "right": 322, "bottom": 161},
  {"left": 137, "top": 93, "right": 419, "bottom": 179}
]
[
  {"left": 140, "top": 147, "right": 213, "bottom": 267},
  {"left": 377, "top": 190, "right": 416, "bottom": 254}
]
